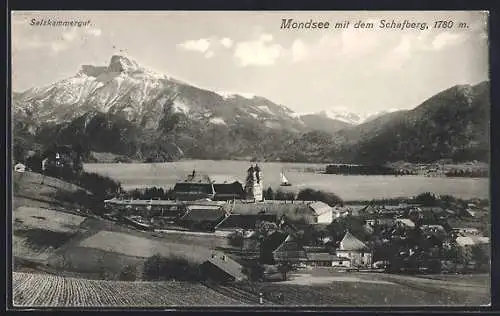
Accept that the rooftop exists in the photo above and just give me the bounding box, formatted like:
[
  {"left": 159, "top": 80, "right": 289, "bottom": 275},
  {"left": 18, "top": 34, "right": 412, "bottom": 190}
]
[
  {"left": 339, "top": 231, "right": 369, "bottom": 251},
  {"left": 204, "top": 252, "right": 246, "bottom": 280},
  {"left": 104, "top": 198, "right": 180, "bottom": 206},
  {"left": 179, "top": 207, "right": 227, "bottom": 222}
]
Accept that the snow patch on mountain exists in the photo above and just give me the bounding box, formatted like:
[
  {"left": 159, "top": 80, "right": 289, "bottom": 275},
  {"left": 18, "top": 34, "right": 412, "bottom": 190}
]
[
  {"left": 172, "top": 100, "right": 190, "bottom": 114},
  {"left": 301, "top": 107, "right": 402, "bottom": 125},
  {"left": 216, "top": 91, "right": 255, "bottom": 100},
  {"left": 320, "top": 109, "right": 365, "bottom": 125},
  {"left": 257, "top": 105, "right": 274, "bottom": 115},
  {"left": 209, "top": 117, "right": 226, "bottom": 125}
]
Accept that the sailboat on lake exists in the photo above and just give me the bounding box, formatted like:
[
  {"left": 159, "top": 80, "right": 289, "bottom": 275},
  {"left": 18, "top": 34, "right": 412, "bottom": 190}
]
[{"left": 280, "top": 170, "right": 292, "bottom": 187}]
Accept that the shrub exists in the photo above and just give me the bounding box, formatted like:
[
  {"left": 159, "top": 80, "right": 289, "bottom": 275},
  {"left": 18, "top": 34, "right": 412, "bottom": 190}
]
[
  {"left": 228, "top": 231, "right": 244, "bottom": 248},
  {"left": 297, "top": 188, "right": 343, "bottom": 206},
  {"left": 263, "top": 187, "right": 274, "bottom": 200},
  {"left": 242, "top": 260, "right": 264, "bottom": 281},
  {"left": 119, "top": 264, "right": 139, "bottom": 281},
  {"left": 414, "top": 192, "right": 439, "bottom": 206},
  {"left": 143, "top": 254, "right": 200, "bottom": 282}
]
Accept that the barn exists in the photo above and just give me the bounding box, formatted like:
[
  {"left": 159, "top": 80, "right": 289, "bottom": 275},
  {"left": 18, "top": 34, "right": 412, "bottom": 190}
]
[{"left": 199, "top": 252, "right": 247, "bottom": 283}]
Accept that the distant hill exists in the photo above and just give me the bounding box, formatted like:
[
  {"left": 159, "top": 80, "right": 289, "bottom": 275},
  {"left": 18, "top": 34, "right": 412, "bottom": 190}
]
[
  {"left": 334, "top": 81, "right": 490, "bottom": 164},
  {"left": 299, "top": 113, "right": 353, "bottom": 134}
]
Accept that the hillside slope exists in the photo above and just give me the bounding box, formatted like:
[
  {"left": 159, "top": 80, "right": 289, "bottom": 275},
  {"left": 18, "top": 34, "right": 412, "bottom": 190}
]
[{"left": 330, "top": 81, "right": 490, "bottom": 164}]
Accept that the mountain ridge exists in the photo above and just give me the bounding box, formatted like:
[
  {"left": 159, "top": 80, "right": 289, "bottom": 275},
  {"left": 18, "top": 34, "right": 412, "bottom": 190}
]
[{"left": 12, "top": 55, "right": 490, "bottom": 164}]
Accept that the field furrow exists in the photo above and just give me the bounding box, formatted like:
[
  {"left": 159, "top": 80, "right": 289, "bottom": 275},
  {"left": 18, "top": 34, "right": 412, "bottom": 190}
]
[{"left": 12, "top": 272, "right": 249, "bottom": 307}]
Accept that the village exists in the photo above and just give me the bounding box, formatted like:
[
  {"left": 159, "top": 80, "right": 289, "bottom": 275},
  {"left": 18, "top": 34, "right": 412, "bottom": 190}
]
[
  {"left": 99, "top": 163, "right": 490, "bottom": 283},
  {"left": 14, "top": 145, "right": 491, "bottom": 285}
]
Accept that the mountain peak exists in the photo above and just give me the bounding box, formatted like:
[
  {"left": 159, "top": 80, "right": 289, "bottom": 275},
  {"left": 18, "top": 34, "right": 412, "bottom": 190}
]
[{"left": 108, "top": 55, "right": 140, "bottom": 73}]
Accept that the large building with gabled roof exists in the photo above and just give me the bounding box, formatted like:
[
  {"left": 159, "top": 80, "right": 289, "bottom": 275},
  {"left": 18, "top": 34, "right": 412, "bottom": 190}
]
[{"left": 172, "top": 171, "right": 245, "bottom": 201}]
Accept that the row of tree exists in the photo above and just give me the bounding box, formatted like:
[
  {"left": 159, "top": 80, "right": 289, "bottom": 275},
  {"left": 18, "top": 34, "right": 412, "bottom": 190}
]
[
  {"left": 325, "top": 164, "right": 414, "bottom": 176},
  {"left": 445, "top": 169, "right": 489, "bottom": 178},
  {"left": 263, "top": 187, "right": 343, "bottom": 207}
]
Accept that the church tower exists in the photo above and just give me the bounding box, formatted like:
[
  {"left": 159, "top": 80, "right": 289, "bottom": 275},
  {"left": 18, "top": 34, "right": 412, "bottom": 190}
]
[{"left": 244, "top": 164, "right": 263, "bottom": 201}]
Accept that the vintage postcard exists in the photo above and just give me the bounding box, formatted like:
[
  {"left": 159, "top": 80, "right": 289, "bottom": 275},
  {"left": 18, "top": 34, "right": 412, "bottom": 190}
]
[{"left": 10, "top": 10, "right": 490, "bottom": 308}]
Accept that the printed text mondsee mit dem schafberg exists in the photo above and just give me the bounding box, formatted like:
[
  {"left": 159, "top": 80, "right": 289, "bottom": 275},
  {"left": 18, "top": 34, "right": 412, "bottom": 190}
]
[{"left": 280, "top": 19, "right": 431, "bottom": 31}]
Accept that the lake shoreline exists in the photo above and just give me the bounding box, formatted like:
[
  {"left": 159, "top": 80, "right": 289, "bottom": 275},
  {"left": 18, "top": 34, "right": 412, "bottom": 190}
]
[{"left": 84, "top": 160, "right": 489, "bottom": 201}]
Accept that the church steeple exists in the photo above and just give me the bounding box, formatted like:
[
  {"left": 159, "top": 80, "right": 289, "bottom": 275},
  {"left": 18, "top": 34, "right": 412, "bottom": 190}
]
[{"left": 244, "top": 164, "right": 263, "bottom": 201}]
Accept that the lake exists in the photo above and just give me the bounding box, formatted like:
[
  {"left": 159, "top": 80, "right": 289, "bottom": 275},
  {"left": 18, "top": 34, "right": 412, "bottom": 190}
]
[{"left": 84, "top": 160, "right": 489, "bottom": 201}]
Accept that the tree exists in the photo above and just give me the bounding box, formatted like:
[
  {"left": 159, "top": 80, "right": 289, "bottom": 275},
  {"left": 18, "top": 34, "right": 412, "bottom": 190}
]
[
  {"left": 264, "top": 187, "right": 274, "bottom": 200},
  {"left": 119, "top": 264, "right": 138, "bottom": 281},
  {"left": 414, "top": 192, "right": 439, "bottom": 206},
  {"left": 242, "top": 260, "right": 265, "bottom": 281},
  {"left": 143, "top": 254, "right": 200, "bottom": 281},
  {"left": 471, "top": 245, "right": 489, "bottom": 271},
  {"left": 228, "top": 231, "right": 244, "bottom": 250},
  {"left": 297, "top": 188, "right": 343, "bottom": 206}
]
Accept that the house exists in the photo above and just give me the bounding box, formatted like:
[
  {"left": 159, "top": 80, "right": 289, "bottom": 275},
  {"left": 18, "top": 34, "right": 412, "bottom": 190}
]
[
  {"left": 453, "top": 227, "right": 480, "bottom": 237},
  {"left": 332, "top": 206, "right": 350, "bottom": 218},
  {"left": 395, "top": 218, "right": 416, "bottom": 229},
  {"left": 305, "top": 252, "right": 351, "bottom": 268},
  {"left": 456, "top": 236, "right": 490, "bottom": 247},
  {"left": 463, "top": 209, "right": 477, "bottom": 217},
  {"left": 273, "top": 234, "right": 308, "bottom": 265},
  {"left": 335, "top": 230, "right": 372, "bottom": 268},
  {"left": 199, "top": 252, "right": 247, "bottom": 283},
  {"left": 42, "top": 145, "right": 81, "bottom": 172},
  {"left": 258, "top": 231, "right": 308, "bottom": 265},
  {"left": 259, "top": 231, "right": 289, "bottom": 264},
  {"left": 365, "top": 217, "right": 395, "bottom": 228},
  {"left": 308, "top": 201, "right": 334, "bottom": 224},
  {"left": 420, "top": 224, "right": 446, "bottom": 233},
  {"left": 335, "top": 204, "right": 368, "bottom": 217},
  {"left": 14, "top": 163, "right": 26, "bottom": 173},
  {"left": 361, "top": 204, "right": 378, "bottom": 215}
]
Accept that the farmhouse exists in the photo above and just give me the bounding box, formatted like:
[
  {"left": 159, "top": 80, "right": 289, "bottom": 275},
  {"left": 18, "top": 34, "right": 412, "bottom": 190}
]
[
  {"left": 199, "top": 252, "right": 247, "bottom": 283},
  {"left": 335, "top": 230, "right": 372, "bottom": 268},
  {"left": 42, "top": 145, "right": 81, "bottom": 172}
]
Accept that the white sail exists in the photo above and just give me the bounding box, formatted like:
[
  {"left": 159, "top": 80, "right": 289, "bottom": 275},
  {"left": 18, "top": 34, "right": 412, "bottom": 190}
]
[{"left": 280, "top": 172, "right": 289, "bottom": 184}]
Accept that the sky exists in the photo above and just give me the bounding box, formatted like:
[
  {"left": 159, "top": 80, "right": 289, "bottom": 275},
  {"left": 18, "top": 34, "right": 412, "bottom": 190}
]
[{"left": 11, "top": 11, "right": 489, "bottom": 116}]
